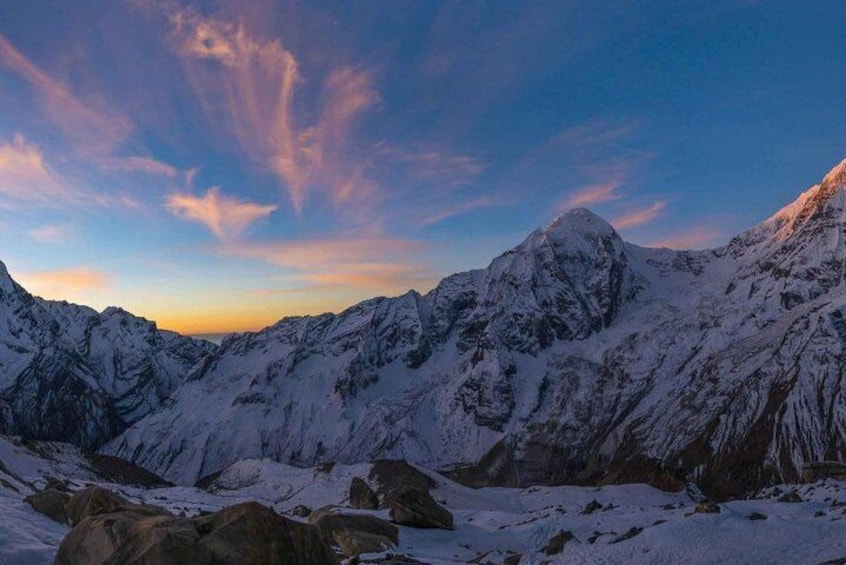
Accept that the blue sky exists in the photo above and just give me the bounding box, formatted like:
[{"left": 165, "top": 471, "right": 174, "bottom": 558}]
[{"left": 0, "top": 0, "right": 844, "bottom": 333}]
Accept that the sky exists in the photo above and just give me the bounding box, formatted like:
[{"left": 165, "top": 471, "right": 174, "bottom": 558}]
[{"left": 0, "top": 0, "right": 844, "bottom": 334}]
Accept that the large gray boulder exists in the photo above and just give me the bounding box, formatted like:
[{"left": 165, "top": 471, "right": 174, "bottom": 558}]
[
  {"left": 66, "top": 486, "right": 130, "bottom": 526},
  {"left": 349, "top": 477, "right": 379, "bottom": 510},
  {"left": 389, "top": 490, "right": 454, "bottom": 530},
  {"left": 369, "top": 461, "right": 434, "bottom": 506},
  {"left": 55, "top": 501, "right": 338, "bottom": 565},
  {"left": 308, "top": 505, "right": 399, "bottom": 547}
]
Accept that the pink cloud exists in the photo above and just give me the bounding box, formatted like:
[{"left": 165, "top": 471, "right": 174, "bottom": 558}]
[
  {"left": 0, "top": 135, "right": 75, "bottom": 206},
  {"left": 97, "top": 156, "right": 180, "bottom": 177},
  {"left": 168, "top": 9, "right": 380, "bottom": 214},
  {"left": 560, "top": 180, "right": 624, "bottom": 210},
  {"left": 0, "top": 33, "right": 131, "bottom": 154},
  {"left": 166, "top": 187, "right": 277, "bottom": 241},
  {"left": 612, "top": 201, "right": 666, "bottom": 230}
]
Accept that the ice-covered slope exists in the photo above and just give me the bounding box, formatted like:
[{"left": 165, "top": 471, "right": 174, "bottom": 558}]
[
  {"left": 109, "top": 160, "right": 846, "bottom": 497},
  {"left": 0, "top": 267, "right": 215, "bottom": 449}
]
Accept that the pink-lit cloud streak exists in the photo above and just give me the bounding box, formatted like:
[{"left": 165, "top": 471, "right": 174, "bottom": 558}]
[{"left": 166, "top": 188, "right": 277, "bottom": 241}]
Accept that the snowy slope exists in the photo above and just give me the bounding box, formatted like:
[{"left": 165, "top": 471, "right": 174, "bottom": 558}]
[
  {"left": 105, "top": 159, "right": 846, "bottom": 498},
  {"left": 2, "top": 436, "right": 846, "bottom": 565},
  {"left": 0, "top": 268, "right": 215, "bottom": 449}
]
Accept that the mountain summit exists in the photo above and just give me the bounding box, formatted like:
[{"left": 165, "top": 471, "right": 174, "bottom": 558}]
[{"left": 93, "top": 159, "right": 846, "bottom": 498}]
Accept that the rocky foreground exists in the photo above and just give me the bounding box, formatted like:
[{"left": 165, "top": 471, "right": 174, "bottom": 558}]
[{"left": 1, "top": 436, "right": 846, "bottom": 564}]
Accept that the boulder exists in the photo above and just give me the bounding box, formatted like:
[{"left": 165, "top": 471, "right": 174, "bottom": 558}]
[
  {"left": 44, "top": 476, "right": 71, "bottom": 493},
  {"left": 544, "top": 530, "right": 576, "bottom": 555},
  {"left": 25, "top": 488, "right": 70, "bottom": 524},
  {"left": 55, "top": 501, "right": 338, "bottom": 565},
  {"left": 350, "top": 477, "right": 379, "bottom": 510},
  {"left": 389, "top": 490, "right": 454, "bottom": 530},
  {"left": 309, "top": 506, "right": 399, "bottom": 546},
  {"left": 779, "top": 491, "right": 803, "bottom": 503},
  {"left": 66, "top": 486, "right": 130, "bottom": 525},
  {"left": 291, "top": 504, "right": 312, "bottom": 518},
  {"left": 581, "top": 499, "right": 602, "bottom": 515},
  {"left": 332, "top": 529, "right": 396, "bottom": 557},
  {"left": 369, "top": 460, "right": 434, "bottom": 504}
]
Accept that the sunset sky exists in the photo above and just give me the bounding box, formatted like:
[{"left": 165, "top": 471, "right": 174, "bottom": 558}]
[{"left": 0, "top": 1, "right": 844, "bottom": 334}]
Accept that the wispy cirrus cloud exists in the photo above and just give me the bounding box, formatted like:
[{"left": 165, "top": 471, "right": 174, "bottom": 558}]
[
  {"left": 96, "top": 156, "right": 180, "bottom": 178},
  {"left": 647, "top": 227, "right": 727, "bottom": 250},
  {"left": 168, "top": 8, "right": 379, "bottom": 214},
  {"left": 0, "top": 134, "right": 75, "bottom": 206},
  {"left": 612, "top": 201, "right": 666, "bottom": 230},
  {"left": 219, "top": 237, "right": 435, "bottom": 294},
  {"left": 15, "top": 267, "right": 110, "bottom": 300},
  {"left": 419, "top": 196, "right": 506, "bottom": 226},
  {"left": 26, "top": 224, "right": 75, "bottom": 244},
  {"left": 560, "top": 180, "right": 624, "bottom": 210},
  {"left": 166, "top": 187, "right": 277, "bottom": 241},
  {"left": 378, "top": 145, "right": 485, "bottom": 188},
  {"left": 0, "top": 33, "right": 130, "bottom": 154}
]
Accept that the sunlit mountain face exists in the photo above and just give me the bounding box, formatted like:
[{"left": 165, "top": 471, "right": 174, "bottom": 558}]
[{"left": 0, "top": 1, "right": 844, "bottom": 337}]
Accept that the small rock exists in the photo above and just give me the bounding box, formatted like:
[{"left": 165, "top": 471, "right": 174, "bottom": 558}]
[
  {"left": 694, "top": 502, "right": 721, "bottom": 514},
  {"left": 612, "top": 527, "right": 643, "bottom": 544},
  {"left": 815, "top": 510, "right": 827, "bottom": 517},
  {"left": 25, "top": 489, "right": 70, "bottom": 524},
  {"left": 581, "top": 499, "right": 603, "bottom": 515},
  {"left": 779, "top": 491, "right": 803, "bottom": 503},
  {"left": 503, "top": 553, "right": 522, "bottom": 565},
  {"left": 544, "top": 530, "right": 576, "bottom": 555},
  {"left": 291, "top": 504, "right": 312, "bottom": 518},
  {"left": 389, "top": 490, "right": 454, "bottom": 530},
  {"left": 747, "top": 512, "right": 767, "bottom": 521},
  {"left": 350, "top": 477, "right": 379, "bottom": 510},
  {"left": 332, "top": 529, "right": 396, "bottom": 557},
  {"left": 44, "top": 476, "right": 71, "bottom": 493}
]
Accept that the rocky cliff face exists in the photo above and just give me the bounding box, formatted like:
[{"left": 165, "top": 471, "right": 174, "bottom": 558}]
[{"left": 0, "top": 269, "right": 215, "bottom": 448}]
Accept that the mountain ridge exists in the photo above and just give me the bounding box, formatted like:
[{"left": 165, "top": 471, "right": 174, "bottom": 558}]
[{"left": 98, "top": 159, "right": 846, "bottom": 498}]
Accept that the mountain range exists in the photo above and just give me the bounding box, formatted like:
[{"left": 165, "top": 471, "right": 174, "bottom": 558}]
[{"left": 3, "top": 159, "right": 846, "bottom": 499}]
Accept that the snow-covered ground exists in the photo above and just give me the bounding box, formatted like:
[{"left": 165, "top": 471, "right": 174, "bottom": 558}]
[{"left": 1, "top": 437, "right": 844, "bottom": 564}]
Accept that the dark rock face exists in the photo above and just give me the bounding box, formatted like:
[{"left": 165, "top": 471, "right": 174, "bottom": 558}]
[
  {"left": 66, "top": 486, "right": 130, "bottom": 526},
  {"left": 349, "top": 477, "right": 379, "bottom": 510},
  {"left": 24, "top": 488, "right": 70, "bottom": 524},
  {"left": 0, "top": 267, "right": 215, "bottom": 450},
  {"left": 55, "top": 501, "right": 337, "bottom": 565},
  {"left": 389, "top": 490, "right": 454, "bottom": 530}
]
